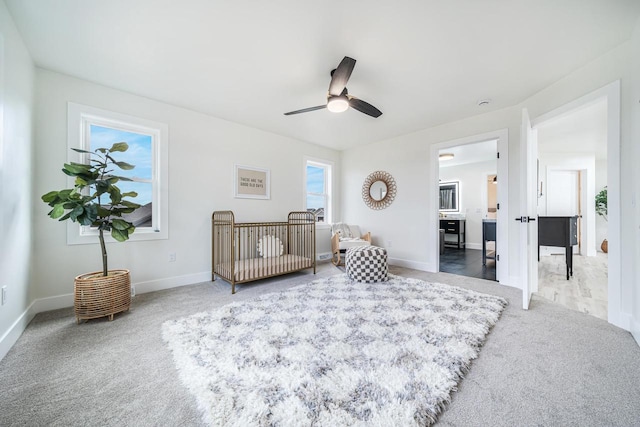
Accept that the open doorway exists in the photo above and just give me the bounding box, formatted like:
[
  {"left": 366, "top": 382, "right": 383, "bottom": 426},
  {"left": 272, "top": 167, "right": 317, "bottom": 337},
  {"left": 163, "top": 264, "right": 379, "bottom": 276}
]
[
  {"left": 534, "top": 98, "right": 608, "bottom": 320},
  {"left": 435, "top": 138, "right": 505, "bottom": 282}
]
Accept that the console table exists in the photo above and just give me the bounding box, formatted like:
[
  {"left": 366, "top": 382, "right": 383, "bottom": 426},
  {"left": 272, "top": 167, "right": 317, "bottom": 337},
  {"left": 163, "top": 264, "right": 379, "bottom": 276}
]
[
  {"left": 440, "top": 219, "right": 465, "bottom": 249},
  {"left": 538, "top": 216, "right": 578, "bottom": 280}
]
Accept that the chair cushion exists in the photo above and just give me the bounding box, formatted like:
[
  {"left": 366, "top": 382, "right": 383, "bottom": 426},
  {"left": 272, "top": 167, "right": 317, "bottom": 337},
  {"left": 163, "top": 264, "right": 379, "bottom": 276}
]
[{"left": 338, "top": 238, "right": 371, "bottom": 250}]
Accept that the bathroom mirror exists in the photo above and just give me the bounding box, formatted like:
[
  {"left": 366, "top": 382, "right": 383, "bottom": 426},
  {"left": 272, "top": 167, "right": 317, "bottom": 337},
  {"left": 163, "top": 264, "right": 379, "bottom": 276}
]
[
  {"left": 439, "top": 181, "right": 459, "bottom": 212},
  {"left": 362, "top": 171, "right": 397, "bottom": 210}
]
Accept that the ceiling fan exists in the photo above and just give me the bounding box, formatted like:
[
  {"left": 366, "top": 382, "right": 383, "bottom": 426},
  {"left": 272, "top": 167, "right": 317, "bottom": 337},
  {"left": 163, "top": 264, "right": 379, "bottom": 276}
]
[{"left": 284, "top": 56, "right": 382, "bottom": 118}]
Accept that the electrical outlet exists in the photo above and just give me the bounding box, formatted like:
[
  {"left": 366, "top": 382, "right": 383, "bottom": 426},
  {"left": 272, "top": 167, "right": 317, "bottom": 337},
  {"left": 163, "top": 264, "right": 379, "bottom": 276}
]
[
  {"left": 169, "top": 252, "right": 176, "bottom": 262},
  {"left": 130, "top": 285, "right": 136, "bottom": 297},
  {"left": 387, "top": 240, "right": 392, "bottom": 248},
  {"left": 1, "top": 286, "right": 6, "bottom": 305}
]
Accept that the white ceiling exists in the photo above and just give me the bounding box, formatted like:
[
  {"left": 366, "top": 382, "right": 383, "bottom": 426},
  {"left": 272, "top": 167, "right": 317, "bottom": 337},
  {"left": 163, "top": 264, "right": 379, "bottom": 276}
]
[
  {"left": 537, "top": 98, "right": 608, "bottom": 160},
  {"left": 6, "top": 0, "right": 640, "bottom": 151},
  {"left": 439, "top": 139, "right": 497, "bottom": 168}
]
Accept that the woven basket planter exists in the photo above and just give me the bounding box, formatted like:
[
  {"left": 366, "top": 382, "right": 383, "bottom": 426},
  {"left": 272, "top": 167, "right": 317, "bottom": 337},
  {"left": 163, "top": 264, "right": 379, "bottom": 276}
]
[{"left": 74, "top": 269, "right": 131, "bottom": 323}]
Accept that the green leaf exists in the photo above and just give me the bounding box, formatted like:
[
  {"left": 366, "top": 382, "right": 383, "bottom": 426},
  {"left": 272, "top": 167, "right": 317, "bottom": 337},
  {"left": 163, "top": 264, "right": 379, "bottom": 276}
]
[
  {"left": 63, "top": 163, "right": 92, "bottom": 174},
  {"left": 120, "top": 200, "right": 141, "bottom": 209},
  {"left": 109, "top": 142, "right": 129, "bottom": 153},
  {"left": 111, "top": 218, "right": 132, "bottom": 230},
  {"left": 70, "top": 148, "right": 93, "bottom": 154},
  {"left": 109, "top": 187, "right": 122, "bottom": 205},
  {"left": 58, "top": 189, "right": 73, "bottom": 200},
  {"left": 50, "top": 204, "right": 65, "bottom": 219},
  {"left": 96, "top": 147, "right": 108, "bottom": 153},
  {"left": 111, "top": 227, "right": 129, "bottom": 242},
  {"left": 114, "top": 161, "right": 135, "bottom": 170},
  {"left": 42, "top": 191, "right": 59, "bottom": 203},
  {"left": 69, "top": 205, "right": 84, "bottom": 221}
]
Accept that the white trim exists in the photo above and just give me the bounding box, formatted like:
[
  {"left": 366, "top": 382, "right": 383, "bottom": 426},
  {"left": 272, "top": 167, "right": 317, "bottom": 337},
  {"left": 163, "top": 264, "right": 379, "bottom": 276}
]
[
  {"left": 0, "top": 301, "right": 37, "bottom": 362},
  {"left": 530, "top": 80, "right": 623, "bottom": 329},
  {"left": 303, "top": 156, "right": 334, "bottom": 224},
  {"left": 632, "top": 316, "right": 640, "bottom": 347},
  {"left": 66, "top": 102, "right": 169, "bottom": 244},
  {"left": 465, "top": 243, "right": 482, "bottom": 250},
  {"left": 134, "top": 271, "right": 210, "bottom": 295},
  {"left": 388, "top": 257, "right": 434, "bottom": 272},
  {"left": 0, "top": 272, "right": 214, "bottom": 362},
  {"left": 430, "top": 129, "right": 509, "bottom": 285}
]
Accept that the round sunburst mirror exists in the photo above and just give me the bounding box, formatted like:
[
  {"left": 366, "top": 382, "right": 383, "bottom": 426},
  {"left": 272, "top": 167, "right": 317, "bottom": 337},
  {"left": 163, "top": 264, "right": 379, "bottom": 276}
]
[{"left": 362, "top": 171, "right": 397, "bottom": 210}]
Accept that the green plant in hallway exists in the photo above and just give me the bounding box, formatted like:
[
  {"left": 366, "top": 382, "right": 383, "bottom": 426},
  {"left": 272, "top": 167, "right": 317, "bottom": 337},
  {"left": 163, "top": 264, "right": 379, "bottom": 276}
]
[{"left": 595, "top": 186, "right": 608, "bottom": 253}]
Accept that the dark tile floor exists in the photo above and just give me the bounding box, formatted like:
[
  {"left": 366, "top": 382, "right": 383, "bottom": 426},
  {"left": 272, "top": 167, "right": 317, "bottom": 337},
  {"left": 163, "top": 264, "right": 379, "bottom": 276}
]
[{"left": 439, "top": 247, "right": 496, "bottom": 281}]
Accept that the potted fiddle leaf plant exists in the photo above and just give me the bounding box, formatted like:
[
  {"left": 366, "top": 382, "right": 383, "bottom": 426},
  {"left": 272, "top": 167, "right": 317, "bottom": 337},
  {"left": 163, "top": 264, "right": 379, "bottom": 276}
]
[
  {"left": 42, "top": 142, "right": 142, "bottom": 323},
  {"left": 595, "top": 186, "right": 607, "bottom": 253}
]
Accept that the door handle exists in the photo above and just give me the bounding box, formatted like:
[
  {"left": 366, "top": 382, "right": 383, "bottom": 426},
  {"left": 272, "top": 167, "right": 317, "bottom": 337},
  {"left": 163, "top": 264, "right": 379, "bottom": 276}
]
[{"left": 515, "top": 216, "right": 537, "bottom": 222}]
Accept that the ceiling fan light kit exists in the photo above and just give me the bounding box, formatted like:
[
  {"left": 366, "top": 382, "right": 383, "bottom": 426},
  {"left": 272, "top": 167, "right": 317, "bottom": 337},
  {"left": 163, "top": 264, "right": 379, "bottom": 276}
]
[
  {"left": 327, "top": 96, "right": 349, "bottom": 113},
  {"left": 284, "top": 56, "right": 382, "bottom": 118}
]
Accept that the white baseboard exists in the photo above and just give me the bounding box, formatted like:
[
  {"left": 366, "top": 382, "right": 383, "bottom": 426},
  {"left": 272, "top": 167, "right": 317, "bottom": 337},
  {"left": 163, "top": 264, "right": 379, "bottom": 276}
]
[
  {"left": 388, "top": 257, "right": 435, "bottom": 273},
  {"left": 497, "top": 276, "right": 522, "bottom": 289},
  {"left": 631, "top": 316, "right": 640, "bottom": 347},
  {"left": 0, "top": 302, "right": 37, "bottom": 362},
  {"left": 32, "top": 293, "right": 74, "bottom": 312},
  {"left": 465, "top": 243, "right": 482, "bottom": 250},
  {"left": 0, "top": 271, "right": 212, "bottom": 362},
  {"left": 134, "top": 271, "right": 210, "bottom": 295}
]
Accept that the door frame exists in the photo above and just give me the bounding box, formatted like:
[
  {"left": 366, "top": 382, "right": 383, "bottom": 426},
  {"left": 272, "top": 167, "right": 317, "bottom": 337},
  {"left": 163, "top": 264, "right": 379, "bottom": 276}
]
[
  {"left": 527, "top": 80, "right": 621, "bottom": 327},
  {"left": 429, "top": 129, "right": 509, "bottom": 284}
]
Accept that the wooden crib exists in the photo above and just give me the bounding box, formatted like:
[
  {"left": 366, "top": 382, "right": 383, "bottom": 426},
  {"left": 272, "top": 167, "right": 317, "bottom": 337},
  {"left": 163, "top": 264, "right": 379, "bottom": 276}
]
[{"left": 212, "top": 211, "right": 316, "bottom": 294}]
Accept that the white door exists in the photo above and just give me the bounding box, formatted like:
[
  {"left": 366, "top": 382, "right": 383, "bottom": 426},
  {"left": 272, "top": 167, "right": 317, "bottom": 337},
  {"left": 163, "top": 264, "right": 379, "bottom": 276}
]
[
  {"left": 519, "top": 109, "right": 539, "bottom": 309},
  {"left": 546, "top": 170, "right": 579, "bottom": 254}
]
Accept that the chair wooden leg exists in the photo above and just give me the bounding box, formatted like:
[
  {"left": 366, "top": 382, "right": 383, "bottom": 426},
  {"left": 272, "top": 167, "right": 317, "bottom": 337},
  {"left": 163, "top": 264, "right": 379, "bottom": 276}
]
[{"left": 331, "top": 251, "right": 341, "bottom": 266}]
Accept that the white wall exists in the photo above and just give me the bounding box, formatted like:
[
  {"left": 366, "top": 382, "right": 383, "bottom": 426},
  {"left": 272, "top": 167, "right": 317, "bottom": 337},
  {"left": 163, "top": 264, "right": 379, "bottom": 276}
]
[
  {"left": 342, "top": 36, "right": 637, "bottom": 330},
  {"left": 342, "top": 108, "right": 520, "bottom": 274},
  {"left": 440, "top": 160, "right": 496, "bottom": 248},
  {"left": 33, "top": 69, "right": 341, "bottom": 304},
  {"left": 536, "top": 153, "right": 597, "bottom": 257},
  {"left": 630, "top": 17, "right": 640, "bottom": 345},
  {"left": 0, "top": 2, "right": 35, "bottom": 360}
]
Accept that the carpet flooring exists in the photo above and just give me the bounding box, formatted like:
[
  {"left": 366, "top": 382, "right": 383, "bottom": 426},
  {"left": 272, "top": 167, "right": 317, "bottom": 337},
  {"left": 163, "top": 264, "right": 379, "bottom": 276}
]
[{"left": 1, "top": 263, "right": 639, "bottom": 426}]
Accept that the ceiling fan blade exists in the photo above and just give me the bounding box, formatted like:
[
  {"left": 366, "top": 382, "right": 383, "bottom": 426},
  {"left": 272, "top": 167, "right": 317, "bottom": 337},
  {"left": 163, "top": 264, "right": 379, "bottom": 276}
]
[
  {"left": 328, "top": 56, "right": 356, "bottom": 96},
  {"left": 349, "top": 98, "right": 382, "bottom": 118},
  {"left": 284, "top": 105, "right": 327, "bottom": 116}
]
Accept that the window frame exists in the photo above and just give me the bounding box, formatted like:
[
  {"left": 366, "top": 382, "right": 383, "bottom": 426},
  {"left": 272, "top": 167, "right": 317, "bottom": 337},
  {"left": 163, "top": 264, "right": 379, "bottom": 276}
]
[
  {"left": 303, "top": 157, "right": 333, "bottom": 226},
  {"left": 66, "top": 102, "right": 169, "bottom": 244}
]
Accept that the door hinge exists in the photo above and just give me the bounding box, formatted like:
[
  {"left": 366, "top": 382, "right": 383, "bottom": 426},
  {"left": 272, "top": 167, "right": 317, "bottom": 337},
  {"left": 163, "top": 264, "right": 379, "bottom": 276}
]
[
  {"left": 497, "top": 254, "right": 500, "bottom": 261},
  {"left": 497, "top": 152, "right": 500, "bottom": 159},
  {"left": 497, "top": 203, "right": 500, "bottom": 210}
]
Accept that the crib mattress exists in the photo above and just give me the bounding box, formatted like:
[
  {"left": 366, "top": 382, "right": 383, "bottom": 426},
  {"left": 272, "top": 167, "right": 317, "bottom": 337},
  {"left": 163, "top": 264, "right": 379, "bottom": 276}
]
[{"left": 215, "top": 254, "right": 313, "bottom": 282}]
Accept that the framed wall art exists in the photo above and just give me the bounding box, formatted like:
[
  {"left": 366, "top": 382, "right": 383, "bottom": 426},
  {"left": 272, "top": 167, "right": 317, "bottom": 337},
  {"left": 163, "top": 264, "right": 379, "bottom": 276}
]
[{"left": 234, "top": 165, "right": 270, "bottom": 199}]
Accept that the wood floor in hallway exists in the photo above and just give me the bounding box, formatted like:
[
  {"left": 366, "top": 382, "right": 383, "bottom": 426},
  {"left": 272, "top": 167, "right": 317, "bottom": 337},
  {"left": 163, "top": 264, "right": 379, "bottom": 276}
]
[{"left": 536, "top": 252, "right": 608, "bottom": 320}]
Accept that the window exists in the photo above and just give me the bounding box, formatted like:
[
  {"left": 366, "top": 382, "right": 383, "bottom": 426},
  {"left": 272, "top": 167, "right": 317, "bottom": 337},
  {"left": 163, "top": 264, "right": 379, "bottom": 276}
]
[
  {"left": 304, "top": 158, "right": 332, "bottom": 224},
  {"left": 67, "top": 103, "right": 168, "bottom": 244}
]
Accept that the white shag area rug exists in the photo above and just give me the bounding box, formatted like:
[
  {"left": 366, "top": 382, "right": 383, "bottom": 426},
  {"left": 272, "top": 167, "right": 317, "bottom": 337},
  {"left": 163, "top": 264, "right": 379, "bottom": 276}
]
[{"left": 162, "top": 274, "right": 507, "bottom": 426}]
